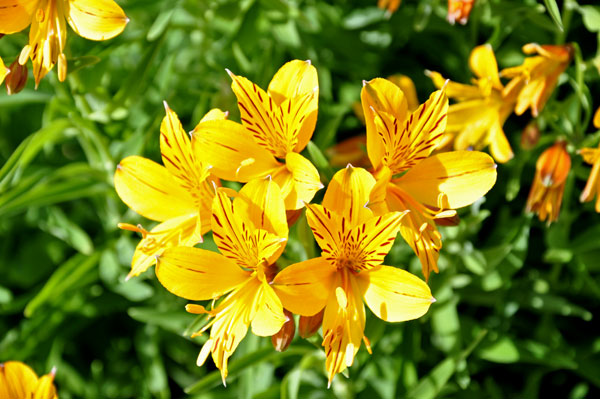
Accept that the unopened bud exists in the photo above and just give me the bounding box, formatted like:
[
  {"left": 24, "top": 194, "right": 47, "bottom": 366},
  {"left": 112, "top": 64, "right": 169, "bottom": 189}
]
[
  {"left": 5, "top": 59, "right": 28, "bottom": 95},
  {"left": 271, "top": 309, "right": 295, "bottom": 352},
  {"left": 521, "top": 121, "right": 540, "bottom": 150},
  {"left": 298, "top": 309, "right": 324, "bottom": 338}
]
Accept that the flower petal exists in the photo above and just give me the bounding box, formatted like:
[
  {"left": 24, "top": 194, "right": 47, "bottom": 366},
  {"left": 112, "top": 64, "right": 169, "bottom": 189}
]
[
  {"left": 361, "top": 78, "right": 409, "bottom": 170},
  {"left": 305, "top": 203, "right": 343, "bottom": 257},
  {"left": 469, "top": 44, "right": 503, "bottom": 90},
  {"left": 395, "top": 151, "right": 497, "bottom": 209},
  {"left": 156, "top": 246, "right": 249, "bottom": 301},
  {"left": 428, "top": 70, "right": 482, "bottom": 100},
  {"left": 0, "top": 57, "right": 9, "bottom": 84},
  {"left": 114, "top": 156, "right": 196, "bottom": 221},
  {"left": 192, "top": 119, "right": 281, "bottom": 182},
  {"left": 351, "top": 211, "right": 405, "bottom": 271},
  {"left": 250, "top": 280, "right": 286, "bottom": 337},
  {"left": 234, "top": 177, "right": 288, "bottom": 240},
  {"left": 0, "top": 0, "right": 36, "bottom": 34},
  {"left": 126, "top": 213, "right": 202, "bottom": 278},
  {"left": 33, "top": 372, "right": 56, "bottom": 399},
  {"left": 272, "top": 152, "right": 322, "bottom": 210},
  {"left": 488, "top": 121, "right": 514, "bottom": 163},
  {"left": 357, "top": 265, "right": 434, "bottom": 322},
  {"left": 272, "top": 257, "right": 336, "bottom": 316},
  {"left": 268, "top": 59, "right": 319, "bottom": 153},
  {"left": 66, "top": 0, "right": 128, "bottom": 41},
  {"left": 594, "top": 106, "right": 600, "bottom": 129},
  {"left": 0, "top": 361, "right": 38, "bottom": 399},
  {"left": 323, "top": 165, "right": 375, "bottom": 227},
  {"left": 387, "top": 74, "right": 419, "bottom": 111}
]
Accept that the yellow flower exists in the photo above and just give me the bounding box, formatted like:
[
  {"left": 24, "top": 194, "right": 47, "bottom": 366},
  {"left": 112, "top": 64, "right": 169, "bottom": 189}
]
[
  {"left": 328, "top": 74, "right": 419, "bottom": 168},
  {"left": 501, "top": 43, "right": 573, "bottom": 117},
  {"left": 428, "top": 44, "right": 519, "bottom": 163},
  {"left": 361, "top": 77, "right": 497, "bottom": 279},
  {"left": 0, "top": 56, "right": 9, "bottom": 84},
  {"left": 273, "top": 166, "right": 434, "bottom": 385},
  {"left": 192, "top": 60, "right": 323, "bottom": 210},
  {"left": 447, "top": 0, "right": 475, "bottom": 25},
  {"left": 156, "top": 178, "right": 288, "bottom": 384},
  {"left": 377, "top": 0, "right": 401, "bottom": 15},
  {"left": 578, "top": 140, "right": 600, "bottom": 212},
  {"left": 593, "top": 106, "right": 600, "bottom": 129},
  {"left": 526, "top": 140, "right": 571, "bottom": 224},
  {"left": 114, "top": 105, "right": 223, "bottom": 278},
  {"left": 0, "top": 361, "right": 57, "bottom": 399},
  {"left": 0, "top": 0, "right": 128, "bottom": 87}
]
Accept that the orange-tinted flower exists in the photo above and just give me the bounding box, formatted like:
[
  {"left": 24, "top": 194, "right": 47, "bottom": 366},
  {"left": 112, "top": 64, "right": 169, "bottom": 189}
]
[
  {"left": 0, "top": 0, "right": 128, "bottom": 87},
  {"left": 501, "top": 43, "right": 573, "bottom": 117},
  {"left": 526, "top": 141, "right": 571, "bottom": 224},
  {"left": 428, "top": 44, "right": 520, "bottom": 163},
  {"left": 447, "top": 0, "right": 475, "bottom": 25},
  {"left": 579, "top": 140, "right": 600, "bottom": 212},
  {"left": 378, "top": 0, "right": 401, "bottom": 15},
  {"left": 0, "top": 361, "right": 57, "bottom": 399}
]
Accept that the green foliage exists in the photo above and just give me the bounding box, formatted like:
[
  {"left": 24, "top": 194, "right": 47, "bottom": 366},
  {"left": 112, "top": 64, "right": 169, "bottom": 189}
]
[{"left": 1, "top": 0, "right": 599, "bottom": 398}]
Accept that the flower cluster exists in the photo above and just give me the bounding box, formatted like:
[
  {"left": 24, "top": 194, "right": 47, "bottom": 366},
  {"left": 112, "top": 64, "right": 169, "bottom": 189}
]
[
  {"left": 0, "top": 361, "right": 57, "bottom": 399},
  {"left": 115, "top": 60, "right": 497, "bottom": 384}
]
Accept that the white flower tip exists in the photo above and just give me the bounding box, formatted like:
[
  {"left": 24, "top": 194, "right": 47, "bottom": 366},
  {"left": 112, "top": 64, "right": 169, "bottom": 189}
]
[
  {"left": 50, "top": 366, "right": 57, "bottom": 377},
  {"left": 305, "top": 59, "right": 312, "bottom": 65},
  {"left": 225, "top": 68, "right": 234, "bottom": 78},
  {"left": 125, "top": 273, "right": 133, "bottom": 282},
  {"left": 493, "top": 163, "right": 498, "bottom": 169},
  {"left": 224, "top": 110, "right": 230, "bottom": 118},
  {"left": 424, "top": 69, "right": 432, "bottom": 77},
  {"left": 265, "top": 174, "right": 272, "bottom": 181},
  {"left": 442, "top": 79, "right": 450, "bottom": 90},
  {"left": 431, "top": 296, "right": 437, "bottom": 303},
  {"left": 345, "top": 163, "right": 355, "bottom": 169},
  {"left": 163, "top": 100, "right": 170, "bottom": 111},
  {"left": 362, "top": 79, "right": 368, "bottom": 87}
]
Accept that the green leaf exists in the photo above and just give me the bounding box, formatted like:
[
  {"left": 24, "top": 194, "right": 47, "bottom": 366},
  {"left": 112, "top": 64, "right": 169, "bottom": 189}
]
[
  {"left": 543, "top": 0, "right": 564, "bottom": 31},
  {"left": 580, "top": 6, "right": 600, "bottom": 32}
]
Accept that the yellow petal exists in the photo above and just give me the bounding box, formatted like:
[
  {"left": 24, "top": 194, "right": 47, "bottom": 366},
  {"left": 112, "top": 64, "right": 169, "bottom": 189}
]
[
  {"left": 0, "top": 361, "right": 38, "bottom": 399},
  {"left": 212, "top": 190, "right": 285, "bottom": 268},
  {"left": 234, "top": 177, "right": 288, "bottom": 240},
  {"left": 395, "top": 151, "right": 497, "bottom": 209},
  {"left": 156, "top": 246, "right": 249, "bottom": 301},
  {"left": 0, "top": 0, "right": 36, "bottom": 34},
  {"left": 305, "top": 203, "right": 343, "bottom": 257},
  {"left": 192, "top": 119, "right": 281, "bottom": 182},
  {"left": 66, "top": 0, "right": 128, "bottom": 41},
  {"left": 272, "top": 152, "right": 322, "bottom": 210},
  {"left": 388, "top": 74, "right": 419, "bottom": 111},
  {"left": 0, "top": 57, "right": 9, "bottom": 84},
  {"left": 33, "top": 372, "right": 57, "bottom": 399},
  {"left": 323, "top": 165, "right": 375, "bottom": 227},
  {"left": 199, "top": 108, "right": 229, "bottom": 123},
  {"left": 268, "top": 59, "right": 319, "bottom": 153},
  {"left": 114, "top": 155, "right": 197, "bottom": 221},
  {"left": 160, "top": 103, "right": 211, "bottom": 189},
  {"left": 361, "top": 78, "right": 409, "bottom": 170},
  {"left": 272, "top": 257, "right": 336, "bottom": 316},
  {"left": 357, "top": 265, "right": 434, "bottom": 322},
  {"left": 488, "top": 121, "right": 514, "bottom": 163},
  {"left": 594, "top": 106, "right": 600, "bottom": 129},
  {"left": 469, "top": 44, "right": 503, "bottom": 90},
  {"left": 579, "top": 148, "right": 599, "bottom": 165},
  {"left": 250, "top": 280, "right": 286, "bottom": 337},
  {"left": 127, "top": 213, "right": 202, "bottom": 278},
  {"left": 427, "top": 70, "right": 482, "bottom": 100},
  {"left": 350, "top": 212, "right": 406, "bottom": 271}
]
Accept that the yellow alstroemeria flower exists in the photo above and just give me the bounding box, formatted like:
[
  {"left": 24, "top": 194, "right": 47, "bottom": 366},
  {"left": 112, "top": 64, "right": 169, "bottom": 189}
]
[
  {"left": 526, "top": 140, "right": 571, "bottom": 224},
  {"left": 192, "top": 60, "right": 323, "bottom": 210},
  {"left": 329, "top": 74, "right": 420, "bottom": 168},
  {"left": 428, "top": 44, "right": 519, "bottom": 163},
  {"left": 0, "top": 0, "right": 128, "bottom": 87},
  {"left": 0, "top": 361, "right": 57, "bottom": 399},
  {"left": 156, "top": 178, "right": 288, "bottom": 384},
  {"left": 0, "top": 56, "right": 9, "bottom": 84},
  {"left": 501, "top": 43, "right": 573, "bottom": 117},
  {"left": 578, "top": 140, "right": 600, "bottom": 212},
  {"left": 593, "top": 106, "right": 600, "bottom": 129},
  {"left": 114, "top": 105, "right": 223, "bottom": 278},
  {"left": 361, "top": 77, "right": 497, "bottom": 280},
  {"left": 273, "top": 166, "right": 434, "bottom": 385}
]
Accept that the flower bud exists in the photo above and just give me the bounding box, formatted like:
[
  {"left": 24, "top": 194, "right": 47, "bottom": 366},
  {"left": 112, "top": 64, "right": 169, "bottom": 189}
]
[
  {"left": 298, "top": 309, "right": 324, "bottom": 338},
  {"left": 521, "top": 121, "right": 540, "bottom": 150},
  {"left": 271, "top": 309, "right": 295, "bottom": 352},
  {"left": 5, "top": 59, "right": 28, "bottom": 95},
  {"left": 448, "top": 0, "right": 475, "bottom": 25}
]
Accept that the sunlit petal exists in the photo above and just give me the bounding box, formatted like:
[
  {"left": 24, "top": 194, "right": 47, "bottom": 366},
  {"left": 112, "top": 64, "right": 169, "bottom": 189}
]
[
  {"left": 66, "top": 0, "right": 128, "bottom": 41},
  {"left": 234, "top": 177, "right": 287, "bottom": 239},
  {"left": 357, "top": 265, "right": 434, "bottom": 322},
  {"left": 469, "top": 44, "right": 502, "bottom": 90},
  {"left": 0, "top": 0, "right": 37, "bottom": 34},
  {"left": 156, "top": 247, "right": 249, "bottom": 301},
  {"left": 250, "top": 280, "right": 286, "bottom": 336},
  {"left": 273, "top": 152, "right": 322, "bottom": 210},
  {"left": 0, "top": 361, "right": 38, "bottom": 399},
  {"left": 323, "top": 165, "right": 375, "bottom": 227}
]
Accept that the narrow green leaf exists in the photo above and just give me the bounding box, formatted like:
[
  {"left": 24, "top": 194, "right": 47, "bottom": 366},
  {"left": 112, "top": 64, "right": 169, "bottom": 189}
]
[{"left": 543, "top": 0, "right": 564, "bottom": 31}]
